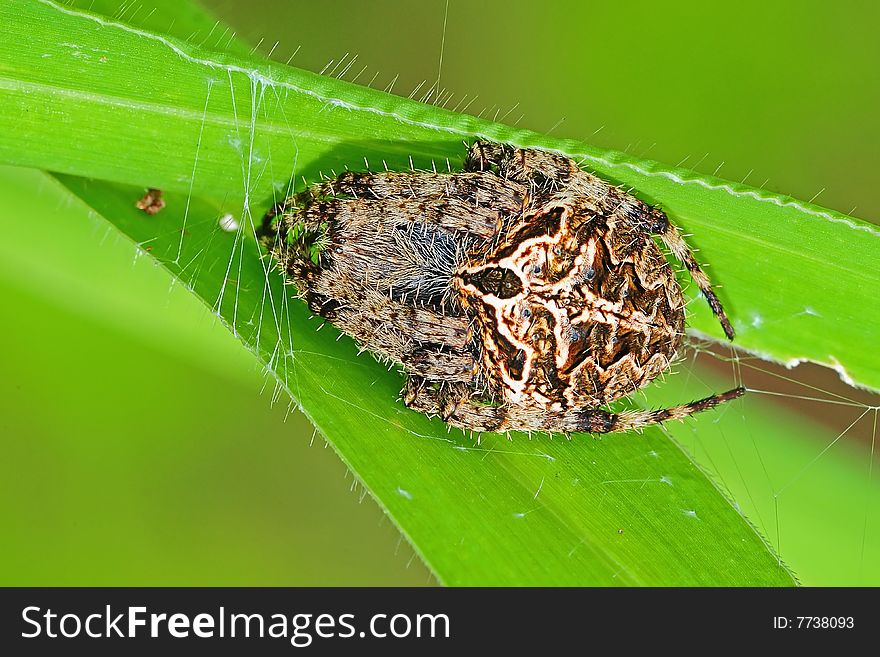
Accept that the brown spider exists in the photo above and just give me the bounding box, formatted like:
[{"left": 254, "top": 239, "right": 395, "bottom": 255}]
[{"left": 261, "top": 141, "right": 743, "bottom": 434}]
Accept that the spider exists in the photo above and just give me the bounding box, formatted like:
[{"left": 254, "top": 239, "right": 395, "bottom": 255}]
[{"left": 261, "top": 141, "right": 744, "bottom": 434}]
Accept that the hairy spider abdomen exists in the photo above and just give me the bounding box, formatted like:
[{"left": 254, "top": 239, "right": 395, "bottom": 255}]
[{"left": 455, "top": 197, "right": 685, "bottom": 411}]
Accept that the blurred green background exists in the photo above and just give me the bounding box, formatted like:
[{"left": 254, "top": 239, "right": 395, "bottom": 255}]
[{"left": 1, "top": 0, "right": 877, "bottom": 585}]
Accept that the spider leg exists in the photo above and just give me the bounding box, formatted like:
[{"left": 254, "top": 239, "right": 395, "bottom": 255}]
[
  {"left": 640, "top": 208, "right": 735, "bottom": 340},
  {"left": 406, "top": 384, "right": 744, "bottom": 434},
  {"left": 588, "top": 386, "right": 745, "bottom": 433},
  {"left": 403, "top": 375, "right": 471, "bottom": 421},
  {"left": 314, "top": 171, "right": 526, "bottom": 240},
  {"left": 303, "top": 289, "right": 476, "bottom": 382},
  {"left": 465, "top": 141, "right": 579, "bottom": 189}
]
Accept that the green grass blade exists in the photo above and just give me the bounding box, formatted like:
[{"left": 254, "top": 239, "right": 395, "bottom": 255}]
[{"left": 656, "top": 365, "right": 880, "bottom": 586}]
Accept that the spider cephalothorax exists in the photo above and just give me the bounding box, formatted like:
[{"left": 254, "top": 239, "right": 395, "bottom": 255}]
[{"left": 261, "top": 141, "right": 743, "bottom": 434}]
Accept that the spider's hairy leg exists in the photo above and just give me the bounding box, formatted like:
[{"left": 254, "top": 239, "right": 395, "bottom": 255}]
[
  {"left": 464, "top": 141, "right": 579, "bottom": 189},
  {"left": 305, "top": 290, "right": 477, "bottom": 382},
  {"left": 641, "top": 208, "right": 735, "bottom": 340},
  {"left": 587, "top": 386, "right": 745, "bottom": 433},
  {"left": 407, "top": 384, "right": 744, "bottom": 434},
  {"left": 316, "top": 171, "right": 527, "bottom": 240},
  {"left": 403, "top": 375, "right": 471, "bottom": 421}
]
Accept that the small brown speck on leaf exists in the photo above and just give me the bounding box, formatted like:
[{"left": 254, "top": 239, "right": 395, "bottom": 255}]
[{"left": 136, "top": 188, "right": 165, "bottom": 215}]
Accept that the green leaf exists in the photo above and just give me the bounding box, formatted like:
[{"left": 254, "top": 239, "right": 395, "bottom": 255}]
[
  {"left": 654, "top": 365, "right": 880, "bottom": 586},
  {"left": 20, "top": 0, "right": 880, "bottom": 585}
]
